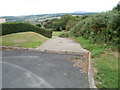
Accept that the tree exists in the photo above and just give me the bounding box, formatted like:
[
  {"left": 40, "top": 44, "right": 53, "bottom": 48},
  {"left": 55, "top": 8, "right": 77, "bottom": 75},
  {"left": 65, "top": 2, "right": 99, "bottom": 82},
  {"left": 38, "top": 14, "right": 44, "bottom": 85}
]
[
  {"left": 35, "top": 23, "right": 41, "bottom": 27},
  {"left": 65, "top": 16, "right": 80, "bottom": 30},
  {"left": 59, "top": 14, "right": 72, "bottom": 30},
  {"left": 113, "top": 3, "right": 120, "bottom": 11}
]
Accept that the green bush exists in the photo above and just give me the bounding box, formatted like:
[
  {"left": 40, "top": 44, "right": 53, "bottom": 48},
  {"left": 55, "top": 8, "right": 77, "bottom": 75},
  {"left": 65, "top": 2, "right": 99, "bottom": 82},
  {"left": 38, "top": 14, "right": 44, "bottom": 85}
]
[
  {"left": 43, "top": 14, "right": 78, "bottom": 31},
  {"left": 35, "top": 23, "right": 41, "bottom": 27},
  {"left": 70, "top": 10, "right": 120, "bottom": 46},
  {"left": 113, "top": 4, "right": 120, "bottom": 11},
  {"left": 65, "top": 16, "right": 80, "bottom": 30},
  {"left": 1, "top": 22, "right": 52, "bottom": 38}
]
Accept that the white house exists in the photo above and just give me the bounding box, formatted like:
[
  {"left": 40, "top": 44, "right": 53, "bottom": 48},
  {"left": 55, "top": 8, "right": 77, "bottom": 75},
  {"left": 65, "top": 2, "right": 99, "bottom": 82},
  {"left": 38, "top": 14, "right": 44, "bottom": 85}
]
[{"left": 0, "top": 18, "right": 6, "bottom": 23}]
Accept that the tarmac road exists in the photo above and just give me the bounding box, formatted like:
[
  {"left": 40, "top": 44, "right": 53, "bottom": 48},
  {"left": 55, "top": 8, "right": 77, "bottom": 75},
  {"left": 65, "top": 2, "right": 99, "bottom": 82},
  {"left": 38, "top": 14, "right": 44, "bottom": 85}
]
[{"left": 2, "top": 49, "right": 89, "bottom": 88}]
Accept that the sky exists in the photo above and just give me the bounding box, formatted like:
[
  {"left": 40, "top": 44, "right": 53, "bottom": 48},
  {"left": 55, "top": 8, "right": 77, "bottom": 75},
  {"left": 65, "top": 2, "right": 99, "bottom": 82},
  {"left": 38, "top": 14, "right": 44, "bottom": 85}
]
[{"left": 0, "top": 0, "right": 119, "bottom": 16}]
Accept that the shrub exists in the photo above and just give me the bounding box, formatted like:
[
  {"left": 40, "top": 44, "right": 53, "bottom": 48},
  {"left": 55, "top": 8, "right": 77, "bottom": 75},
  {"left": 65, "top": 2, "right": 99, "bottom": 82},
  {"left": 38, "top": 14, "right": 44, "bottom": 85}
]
[
  {"left": 35, "top": 23, "right": 41, "bottom": 27},
  {"left": 1, "top": 22, "right": 52, "bottom": 38},
  {"left": 113, "top": 4, "right": 120, "bottom": 11},
  {"left": 65, "top": 16, "right": 80, "bottom": 30},
  {"left": 70, "top": 10, "right": 120, "bottom": 46}
]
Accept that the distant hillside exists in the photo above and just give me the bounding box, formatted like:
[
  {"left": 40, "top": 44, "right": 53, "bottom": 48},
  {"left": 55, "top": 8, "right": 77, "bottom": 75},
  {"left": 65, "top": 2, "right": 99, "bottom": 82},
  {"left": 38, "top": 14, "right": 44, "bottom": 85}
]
[{"left": 2, "top": 12, "right": 97, "bottom": 24}]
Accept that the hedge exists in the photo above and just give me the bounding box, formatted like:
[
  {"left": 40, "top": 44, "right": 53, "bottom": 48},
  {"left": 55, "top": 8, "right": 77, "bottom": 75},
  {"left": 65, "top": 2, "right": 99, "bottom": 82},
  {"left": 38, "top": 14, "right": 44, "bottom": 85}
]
[
  {"left": 1, "top": 22, "right": 52, "bottom": 38},
  {"left": 70, "top": 10, "right": 120, "bottom": 46}
]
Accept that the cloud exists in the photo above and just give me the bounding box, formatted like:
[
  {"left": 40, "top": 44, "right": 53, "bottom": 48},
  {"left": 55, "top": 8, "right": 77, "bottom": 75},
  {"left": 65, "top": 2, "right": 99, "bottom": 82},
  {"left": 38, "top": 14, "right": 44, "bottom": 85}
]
[
  {"left": 0, "top": 0, "right": 119, "bottom": 16},
  {"left": 118, "top": 1, "right": 120, "bottom": 5}
]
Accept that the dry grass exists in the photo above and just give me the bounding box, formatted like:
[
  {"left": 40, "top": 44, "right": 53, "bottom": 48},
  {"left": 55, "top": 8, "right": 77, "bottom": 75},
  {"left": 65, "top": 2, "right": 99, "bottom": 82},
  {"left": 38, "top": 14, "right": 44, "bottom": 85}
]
[{"left": 0, "top": 32, "right": 48, "bottom": 48}]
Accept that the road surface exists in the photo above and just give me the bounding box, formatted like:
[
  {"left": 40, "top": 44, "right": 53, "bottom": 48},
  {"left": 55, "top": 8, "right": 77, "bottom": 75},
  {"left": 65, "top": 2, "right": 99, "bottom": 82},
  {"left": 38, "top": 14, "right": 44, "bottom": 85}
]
[{"left": 2, "top": 49, "right": 89, "bottom": 88}]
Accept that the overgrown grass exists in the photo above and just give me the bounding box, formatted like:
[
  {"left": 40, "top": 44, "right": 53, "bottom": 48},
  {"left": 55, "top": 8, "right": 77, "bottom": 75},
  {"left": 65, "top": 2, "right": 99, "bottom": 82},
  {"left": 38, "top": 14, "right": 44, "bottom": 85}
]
[
  {"left": 52, "top": 31, "right": 63, "bottom": 37},
  {"left": 94, "top": 51, "right": 118, "bottom": 88},
  {"left": 75, "top": 37, "right": 118, "bottom": 88},
  {"left": 75, "top": 37, "right": 105, "bottom": 58},
  {"left": 0, "top": 32, "right": 48, "bottom": 48}
]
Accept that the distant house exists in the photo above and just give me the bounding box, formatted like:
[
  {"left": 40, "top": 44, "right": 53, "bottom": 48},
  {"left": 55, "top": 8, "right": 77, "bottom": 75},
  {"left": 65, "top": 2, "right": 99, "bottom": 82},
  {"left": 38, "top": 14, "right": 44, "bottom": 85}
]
[{"left": 0, "top": 18, "right": 6, "bottom": 23}]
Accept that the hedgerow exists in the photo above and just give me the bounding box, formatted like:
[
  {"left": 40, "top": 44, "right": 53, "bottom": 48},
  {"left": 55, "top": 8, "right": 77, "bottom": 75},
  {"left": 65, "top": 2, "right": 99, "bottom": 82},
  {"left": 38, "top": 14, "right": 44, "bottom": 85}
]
[
  {"left": 70, "top": 10, "right": 120, "bottom": 46},
  {"left": 1, "top": 22, "right": 52, "bottom": 38}
]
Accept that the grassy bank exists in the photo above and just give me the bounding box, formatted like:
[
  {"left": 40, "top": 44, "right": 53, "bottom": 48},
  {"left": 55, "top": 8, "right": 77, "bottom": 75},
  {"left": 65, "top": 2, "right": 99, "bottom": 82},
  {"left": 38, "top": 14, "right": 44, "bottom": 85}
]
[
  {"left": 0, "top": 32, "right": 48, "bottom": 48},
  {"left": 94, "top": 50, "right": 118, "bottom": 88},
  {"left": 75, "top": 37, "right": 118, "bottom": 88}
]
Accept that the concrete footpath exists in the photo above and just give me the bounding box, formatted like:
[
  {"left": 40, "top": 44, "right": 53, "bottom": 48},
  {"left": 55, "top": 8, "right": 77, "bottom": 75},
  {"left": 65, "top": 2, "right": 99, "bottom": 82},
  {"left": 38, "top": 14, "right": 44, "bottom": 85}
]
[{"left": 36, "top": 37, "right": 88, "bottom": 54}]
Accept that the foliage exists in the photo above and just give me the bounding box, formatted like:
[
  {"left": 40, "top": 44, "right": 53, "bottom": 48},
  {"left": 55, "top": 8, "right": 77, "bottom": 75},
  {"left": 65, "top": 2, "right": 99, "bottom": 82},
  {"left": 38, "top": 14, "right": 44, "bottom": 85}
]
[
  {"left": 1, "top": 22, "right": 52, "bottom": 38},
  {"left": 65, "top": 16, "right": 80, "bottom": 30},
  {"left": 59, "top": 14, "right": 73, "bottom": 30},
  {"left": 35, "top": 23, "right": 41, "bottom": 27},
  {"left": 44, "top": 15, "right": 81, "bottom": 31},
  {"left": 0, "top": 32, "right": 48, "bottom": 48},
  {"left": 113, "top": 4, "right": 120, "bottom": 11},
  {"left": 44, "top": 18, "right": 61, "bottom": 31},
  {"left": 70, "top": 10, "right": 120, "bottom": 46},
  {"left": 59, "top": 31, "right": 73, "bottom": 38}
]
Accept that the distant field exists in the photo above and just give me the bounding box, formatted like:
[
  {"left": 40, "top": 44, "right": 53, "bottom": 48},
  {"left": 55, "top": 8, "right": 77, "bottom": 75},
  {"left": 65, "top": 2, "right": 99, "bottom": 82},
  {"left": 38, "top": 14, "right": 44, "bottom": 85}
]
[{"left": 0, "top": 32, "right": 48, "bottom": 48}]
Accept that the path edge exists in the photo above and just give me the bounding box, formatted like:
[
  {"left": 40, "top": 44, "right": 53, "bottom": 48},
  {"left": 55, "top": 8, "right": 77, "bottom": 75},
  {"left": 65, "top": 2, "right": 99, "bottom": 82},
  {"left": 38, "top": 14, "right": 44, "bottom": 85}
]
[
  {"left": 88, "top": 52, "right": 97, "bottom": 89},
  {"left": 0, "top": 46, "right": 88, "bottom": 55}
]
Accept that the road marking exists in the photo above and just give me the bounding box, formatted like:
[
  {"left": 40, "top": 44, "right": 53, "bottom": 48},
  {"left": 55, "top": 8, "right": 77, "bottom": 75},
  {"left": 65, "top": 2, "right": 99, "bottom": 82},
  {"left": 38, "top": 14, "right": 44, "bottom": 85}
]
[{"left": 1, "top": 61, "right": 53, "bottom": 88}]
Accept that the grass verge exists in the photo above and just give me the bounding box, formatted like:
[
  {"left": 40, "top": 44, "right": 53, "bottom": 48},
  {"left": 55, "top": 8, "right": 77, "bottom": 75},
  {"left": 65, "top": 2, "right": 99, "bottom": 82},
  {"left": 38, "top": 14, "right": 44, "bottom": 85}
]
[
  {"left": 0, "top": 32, "right": 48, "bottom": 48},
  {"left": 75, "top": 37, "right": 118, "bottom": 88},
  {"left": 52, "top": 31, "right": 63, "bottom": 37}
]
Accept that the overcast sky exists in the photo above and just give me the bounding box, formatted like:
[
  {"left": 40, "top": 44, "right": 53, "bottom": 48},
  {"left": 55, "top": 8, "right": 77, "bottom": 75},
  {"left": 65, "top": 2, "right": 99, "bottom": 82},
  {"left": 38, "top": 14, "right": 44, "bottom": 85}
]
[{"left": 0, "top": 0, "right": 119, "bottom": 16}]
